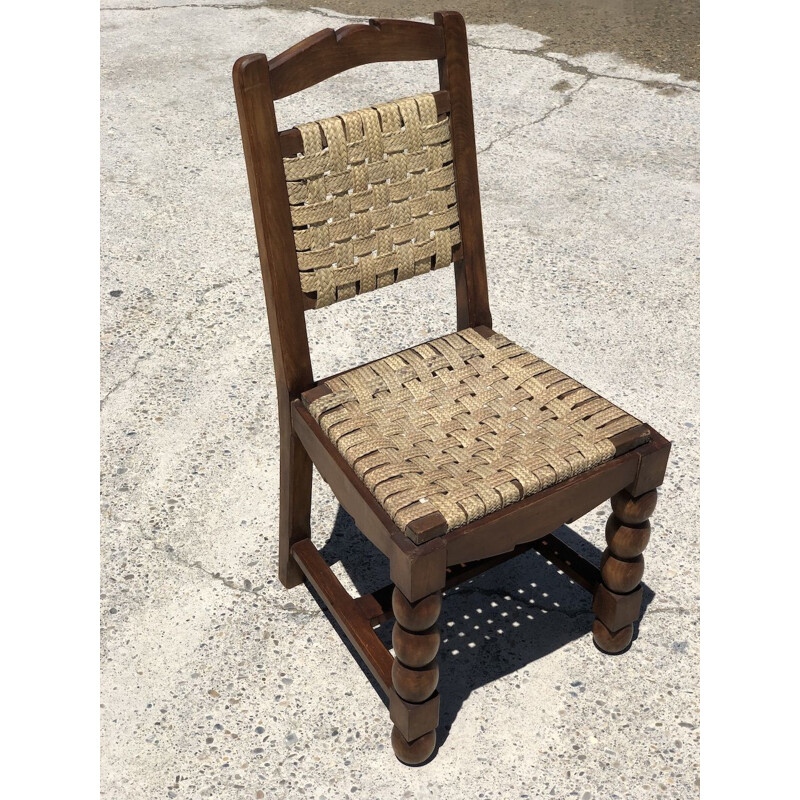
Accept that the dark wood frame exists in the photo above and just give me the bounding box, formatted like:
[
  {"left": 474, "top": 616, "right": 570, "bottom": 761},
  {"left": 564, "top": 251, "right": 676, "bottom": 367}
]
[{"left": 233, "top": 11, "right": 670, "bottom": 765}]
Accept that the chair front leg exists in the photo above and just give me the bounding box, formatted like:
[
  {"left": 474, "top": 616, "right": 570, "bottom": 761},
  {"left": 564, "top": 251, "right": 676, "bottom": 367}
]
[
  {"left": 592, "top": 488, "right": 657, "bottom": 653},
  {"left": 389, "top": 587, "right": 442, "bottom": 764}
]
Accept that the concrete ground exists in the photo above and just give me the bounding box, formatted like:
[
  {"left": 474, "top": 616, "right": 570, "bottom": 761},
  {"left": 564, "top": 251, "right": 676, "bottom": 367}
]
[{"left": 100, "top": 3, "right": 699, "bottom": 798}]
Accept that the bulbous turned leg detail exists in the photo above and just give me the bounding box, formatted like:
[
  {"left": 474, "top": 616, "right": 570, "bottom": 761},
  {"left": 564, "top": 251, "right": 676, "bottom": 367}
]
[
  {"left": 592, "top": 488, "right": 657, "bottom": 654},
  {"left": 389, "top": 587, "right": 442, "bottom": 765}
]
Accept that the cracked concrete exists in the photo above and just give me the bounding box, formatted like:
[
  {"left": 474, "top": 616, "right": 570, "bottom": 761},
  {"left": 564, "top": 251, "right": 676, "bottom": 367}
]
[
  {"left": 101, "top": 3, "right": 699, "bottom": 798},
  {"left": 102, "top": 0, "right": 700, "bottom": 80},
  {"left": 477, "top": 77, "right": 592, "bottom": 156},
  {"left": 465, "top": 38, "right": 698, "bottom": 92}
]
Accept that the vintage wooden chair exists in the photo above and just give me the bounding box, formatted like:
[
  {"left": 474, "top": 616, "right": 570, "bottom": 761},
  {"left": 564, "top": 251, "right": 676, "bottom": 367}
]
[{"left": 232, "top": 11, "right": 670, "bottom": 764}]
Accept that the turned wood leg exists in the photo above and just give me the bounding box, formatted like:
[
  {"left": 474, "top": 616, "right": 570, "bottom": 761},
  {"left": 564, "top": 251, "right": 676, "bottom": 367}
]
[
  {"left": 389, "top": 587, "right": 441, "bottom": 765},
  {"left": 592, "top": 488, "right": 657, "bottom": 653},
  {"left": 278, "top": 423, "right": 313, "bottom": 589}
]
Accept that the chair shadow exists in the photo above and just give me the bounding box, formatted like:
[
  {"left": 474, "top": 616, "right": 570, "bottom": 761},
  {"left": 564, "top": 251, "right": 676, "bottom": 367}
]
[{"left": 309, "top": 505, "right": 655, "bottom": 754}]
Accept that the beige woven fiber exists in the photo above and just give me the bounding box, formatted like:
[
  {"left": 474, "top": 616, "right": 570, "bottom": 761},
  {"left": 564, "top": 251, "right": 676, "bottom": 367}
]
[
  {"left": 283, "top": 93, "right": 461, "bottom": 308},
  {"left": 304, "top": 328, "right": 646, "bottom": 540}
]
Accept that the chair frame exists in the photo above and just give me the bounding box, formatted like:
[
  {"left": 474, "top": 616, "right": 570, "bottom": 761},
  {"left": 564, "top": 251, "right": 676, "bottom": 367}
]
[{"left": 233, "top": 11, "right": 670, "bottom": 764}]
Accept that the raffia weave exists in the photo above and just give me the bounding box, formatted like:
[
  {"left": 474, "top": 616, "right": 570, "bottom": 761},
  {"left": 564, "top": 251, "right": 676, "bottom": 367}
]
[
  {"left": 283, "top": 93, "right": 461, "bottom": 308},
  {"left": 305, "top": 328, "right": 645, "bottom": 538}
]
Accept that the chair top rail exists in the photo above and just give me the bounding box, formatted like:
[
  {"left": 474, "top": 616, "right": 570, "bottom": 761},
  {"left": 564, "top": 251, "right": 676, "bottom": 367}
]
[{"left": 268, "top": 18, "right": 446, "bottom": 100}]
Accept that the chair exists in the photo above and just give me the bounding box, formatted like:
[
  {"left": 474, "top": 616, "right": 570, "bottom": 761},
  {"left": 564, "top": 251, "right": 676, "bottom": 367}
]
[{"left": 232, "top": 11, "right": 670, "bottom": 765}]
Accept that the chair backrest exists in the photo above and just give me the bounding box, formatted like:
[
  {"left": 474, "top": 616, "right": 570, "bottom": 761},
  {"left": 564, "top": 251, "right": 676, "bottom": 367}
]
[
  {"left": 232, "top": 12, "right": 492, "bottom": 404},
  {"left": 284, "top": 92, "right": 460, "bottom": 309}
]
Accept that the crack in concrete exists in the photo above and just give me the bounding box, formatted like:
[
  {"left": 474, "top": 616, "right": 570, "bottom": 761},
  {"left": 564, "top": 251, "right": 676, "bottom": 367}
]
[
  {"left": 102, "top": 2, "right": 697, "bottom": 93},
  {"left": 645, "top": 605, "right": 694, "bottom": 616},
  {"left": 101, "top": 5, "right": 698, "bottom": 96},
  {"left": 102, "top": 3, "right": 273, "bottom": 10},
  {"left": 101, "top": 2, "right": 363, "bottom": 12},
  {"left": 110, "top": 517, "right": 693, "bottom": 624},
  {"left": 99, "top": 351, "right": 150, "bottom": 411},
  {"left": 100, "top": 273, "right": 247, "bottom": 410},
  {"left": 307, "top": 6, "right": 359, "bottom": 22},
  {"left": 467, "top": 39, "right": 699, "bottom": 93},
  {"left": 477, "top": 76, "right": 591, "bottom": 156},
  {"left": 152, "top": 538, "right": 267, "bottom": 596},
  {"left": 110, "top": 515, "right": 325, "bottom": 611}
]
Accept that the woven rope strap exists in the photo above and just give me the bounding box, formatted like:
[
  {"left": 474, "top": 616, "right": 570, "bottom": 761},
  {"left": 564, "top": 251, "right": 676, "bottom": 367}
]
[
  {"left": 306, "top": 328, "right": 644, "bottom": 538},
  {"left": 283, "top": 93, "right": 461, "bottom": 308}
]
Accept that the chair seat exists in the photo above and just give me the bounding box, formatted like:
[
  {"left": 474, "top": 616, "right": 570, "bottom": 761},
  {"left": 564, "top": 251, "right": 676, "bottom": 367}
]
[{"left": 303, "top": 327, "right": 648, "bottom": 544}]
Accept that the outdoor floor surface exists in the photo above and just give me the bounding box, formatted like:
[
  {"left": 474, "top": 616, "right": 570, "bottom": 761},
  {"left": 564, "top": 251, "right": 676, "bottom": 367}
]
[{"left": 100, "top": 3, "right": 699, "bottom": 798}]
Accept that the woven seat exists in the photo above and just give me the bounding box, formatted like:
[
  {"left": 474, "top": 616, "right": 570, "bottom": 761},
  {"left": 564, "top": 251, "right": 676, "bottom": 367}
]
[{"left": 304, "top": 327, "right": 648, "bottom": 543}]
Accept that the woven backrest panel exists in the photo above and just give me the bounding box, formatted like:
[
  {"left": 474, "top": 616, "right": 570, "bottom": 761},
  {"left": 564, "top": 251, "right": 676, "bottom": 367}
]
[{"left": 283, "top": 93, "right": 461, "bottom": 308}]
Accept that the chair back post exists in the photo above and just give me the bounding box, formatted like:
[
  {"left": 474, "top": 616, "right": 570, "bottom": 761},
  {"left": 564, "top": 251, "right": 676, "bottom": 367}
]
[
  {"left": 232, "top": 53, "right": 314, "bottom": 408},
  {"left": 435, "top": 11, "right": 492, "bottom": 330}
]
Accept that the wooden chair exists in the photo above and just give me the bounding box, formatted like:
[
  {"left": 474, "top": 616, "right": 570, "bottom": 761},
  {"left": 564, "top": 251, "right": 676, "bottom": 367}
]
[{"left": 232, "top": 11, "right": 670, "bottom": 765}]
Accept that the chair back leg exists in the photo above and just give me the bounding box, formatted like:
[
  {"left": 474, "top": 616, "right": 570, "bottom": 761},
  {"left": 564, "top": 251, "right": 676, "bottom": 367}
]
[{"left": 278, "top": 423, "right": 313, "bottom": 588}]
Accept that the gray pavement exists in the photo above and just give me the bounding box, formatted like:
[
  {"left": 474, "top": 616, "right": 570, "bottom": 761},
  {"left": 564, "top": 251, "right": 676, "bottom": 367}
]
[{"left": 100, "top": 3, "right": 699, "bottom": 798}]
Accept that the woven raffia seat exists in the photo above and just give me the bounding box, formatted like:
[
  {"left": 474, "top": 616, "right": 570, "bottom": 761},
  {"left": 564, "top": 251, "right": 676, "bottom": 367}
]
[
  {"left": 304, "top": 327, "right": 647, "bottom": 543},
  {"left": 233, "top": 11, "right": 671, "bottom": 765}
]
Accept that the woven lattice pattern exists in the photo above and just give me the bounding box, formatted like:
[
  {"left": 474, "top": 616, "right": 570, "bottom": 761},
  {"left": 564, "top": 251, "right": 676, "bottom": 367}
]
[
  {"left": 283, "top": 93, "right": 461, "bottom": 308},
  {"left": 305, "top": 328, "right": 645, "bottom": 538}
]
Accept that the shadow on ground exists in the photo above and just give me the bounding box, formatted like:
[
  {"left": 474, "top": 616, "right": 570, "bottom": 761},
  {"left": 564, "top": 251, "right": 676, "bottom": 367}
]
[{"left": 305, "top": 505, "right": 654, "bottom": 752}]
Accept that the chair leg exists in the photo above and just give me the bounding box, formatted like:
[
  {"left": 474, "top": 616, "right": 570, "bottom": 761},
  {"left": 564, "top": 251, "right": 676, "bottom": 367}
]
[
  {"left": 278, "top": 426, "right": 313, "bottom": 589},
  {"left": 592, "top": 488, "right": 657, "bottom": 653},
  {"left": 389, "top": 587, "right": 441, "bottom": 764}
]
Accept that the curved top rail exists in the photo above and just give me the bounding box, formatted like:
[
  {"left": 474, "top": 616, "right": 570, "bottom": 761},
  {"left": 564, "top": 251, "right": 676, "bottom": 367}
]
[{"left": 268, "top": 18, "right": 445, "bottom": 100}]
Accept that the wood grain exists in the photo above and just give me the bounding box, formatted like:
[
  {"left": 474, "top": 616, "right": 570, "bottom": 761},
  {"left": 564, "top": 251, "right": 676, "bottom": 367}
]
[{"left": 269, "top": 19, "right": 446, "bottom": 100}]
